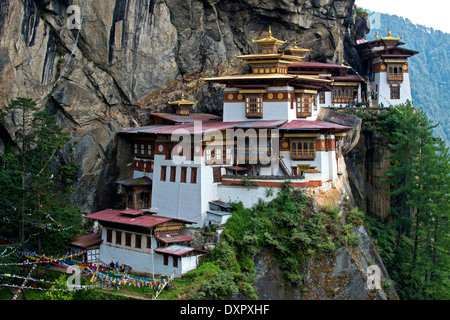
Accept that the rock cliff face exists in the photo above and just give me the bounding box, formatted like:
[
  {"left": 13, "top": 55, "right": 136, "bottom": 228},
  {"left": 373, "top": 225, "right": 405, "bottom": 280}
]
[
  {"left": 253, "top": 225, "right": 397, "bottom": 300},
  {"left": 0, "top": 0, "right": 367, "bottom": 214}
]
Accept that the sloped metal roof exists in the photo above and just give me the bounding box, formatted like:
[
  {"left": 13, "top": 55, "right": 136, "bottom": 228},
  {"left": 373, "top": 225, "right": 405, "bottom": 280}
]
[{"left": 86, "top": 209, "right": 194, "bottom": 229}]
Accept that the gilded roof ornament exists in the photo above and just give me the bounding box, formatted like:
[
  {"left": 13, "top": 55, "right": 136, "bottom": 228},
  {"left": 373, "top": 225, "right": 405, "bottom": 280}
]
[
  {"left": 252, "top": 26, "right": 286, "bottom": 47},
  {"left": 380, "top": 28, "right": 402, "bottom": 41},
  {"left": 168, "top": 93, "right": 197, "bottom": 106}
]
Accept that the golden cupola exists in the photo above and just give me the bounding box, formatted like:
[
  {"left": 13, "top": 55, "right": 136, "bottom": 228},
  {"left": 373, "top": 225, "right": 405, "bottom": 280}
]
[
  {"left": 236, "top": 27, "right": 310, "bottom": 75},
  {"left": 168, "top": 93, "right": 198, "bottom": 116}
]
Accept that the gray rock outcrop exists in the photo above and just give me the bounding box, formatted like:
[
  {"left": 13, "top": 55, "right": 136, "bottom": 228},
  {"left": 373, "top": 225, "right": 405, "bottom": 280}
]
[{"left": 0, "top": 0, "right": 367, "bottom": 213}]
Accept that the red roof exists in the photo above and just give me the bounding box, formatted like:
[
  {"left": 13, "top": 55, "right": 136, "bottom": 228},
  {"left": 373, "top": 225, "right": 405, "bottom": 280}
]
[
  {"left": 121, "top": 120, "right": 288, "bottom": 135},
  {"left": 290, "top": 62, "right": 349, "bottom": 69},
  {"left": 156, "top": 233, "right": 194, "bottom": 244},
  {"left": 279, "top": 120, "right": 352, "bottom": 132},
  {"left": 118, "top": 209, "right": 148, "bottom": 216},
  {"left": 234, "top": 120, "right": 287, "bottom": 128},
  {"left": 121, "top": 119, "right": 352, "bottom": 136},
  {"left": 332, "top": 75, "right": 364, "bottom": 82},
  {"left": 86, "top": 209, "right": 194, "bottom": 228},
  {"left": 151, "top": 113, "right": 219, "bottom": 123}
]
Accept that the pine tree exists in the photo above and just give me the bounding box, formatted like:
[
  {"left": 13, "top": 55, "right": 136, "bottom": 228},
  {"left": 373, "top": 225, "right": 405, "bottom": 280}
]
[
  {"left": 381, "top": 102, "right": 450, "bottom": 299},
  {"left": 0, "top": 97, "right": 81, "bottom": 252}
]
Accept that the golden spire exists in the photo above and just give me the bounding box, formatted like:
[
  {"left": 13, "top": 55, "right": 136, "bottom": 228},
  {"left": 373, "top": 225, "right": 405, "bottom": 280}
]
[
  {"left": 375, "top": 31, "right": 379, "bottom": 39},
  {"left": 168, "top": 92, "right": 197, "bottom": 115},
  {"left": 380, "top": 28, "right": 402, "bottom": 41},
  {"left": 252, "top": 26, "right": 286, "bottom": 48}
]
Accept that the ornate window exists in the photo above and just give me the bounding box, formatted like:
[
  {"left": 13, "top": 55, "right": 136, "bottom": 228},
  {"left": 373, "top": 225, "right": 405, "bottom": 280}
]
[
  {"left": 332, "top": 87, "right": 357, "bottom": 104},
  {"left": 134, "top": 143, "right": 154, "bottom": 159},
  {"left": 213, "top": 167, "right": 222, "bottom": 183},
  {"left": 387, "top": 64, "right": 403, "bottom": 81},
  {"left": 290, "top": 139, "right": 316, "bottom": 160},
  {"left": 245, "top": 94, "right": 263, "bottom": 118},
  {"left": 390, "top": 85, "right": 400, "bottom": 100},
  {"left": 319, "top": 91, "right": 325, "bottom": 104},
  {"left": 296, "top": 95, "right": 312, "bottom": 118}
]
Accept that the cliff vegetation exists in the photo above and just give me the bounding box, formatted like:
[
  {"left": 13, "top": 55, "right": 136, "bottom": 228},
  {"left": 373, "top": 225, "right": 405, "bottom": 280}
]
[{"left": 339, "top": 103, "right": 450, "bottom": 300}]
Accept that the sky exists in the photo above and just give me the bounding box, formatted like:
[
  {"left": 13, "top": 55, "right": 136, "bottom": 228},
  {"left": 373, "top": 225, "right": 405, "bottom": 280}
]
[{"left": 355, "top": 0, "right": 450, "bottom": 33}]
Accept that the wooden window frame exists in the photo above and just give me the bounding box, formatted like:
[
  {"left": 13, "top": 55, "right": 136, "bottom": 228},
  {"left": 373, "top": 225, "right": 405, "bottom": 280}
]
[
  {"left": 332, "top": 87, "right": 358, "bottom": 104},
  {"left": 160, "top": 166, "right": 167, "bottom": 181},
  {"left": 319, "top": 91, "right": 325, "bottom": 104},
  {"left": 290, "top": 139, "right": 316, "bottom": 160},
  {"left": 296, "top": 94, "right": 312, "bottom": 118},
  {"left": 163, "top": 255, "right": 168, "bottom": 266},
  {"left": 180, "top": 167, "right": 187, "bottom": 183},
  {"left": 213, "top": 167, "right": 222, "bottom": 183},
  {"left": 387, "top": 64, "right": 403, "bottom": 81},
  {"left": 173, "top": 256, "right": 178, "bottom": 268},
  {"left": 115, "top": 231, "right": 122, "bottom": 245},
  {"left": 166, "top": 145, "right": 173, "bottom": 160},
  {"left": 135, "top": 143, "right": 154, "bottom": 159},
  {"left": 245, "top": 94, "right": 263, "bottom": 118},
  {"left": 190, "top": 167, "right": 198, "bottom": 184},
  {"left": 106, "top": 229, "right": 112, "bottom": 243},
  {"left": 390, "top": 85, "right": 400, "bottom": 100},
  {"left": 125, "top": 233, "right": 132, "bottom": 247},
  {"left": 135, "top": 234, "right": 142, "bottom": 249},
  {"left": 146, "top": 236, "right": 151, "bottom": 249},
  {"left": 291, "top": 166, "right": 298, "bottom": 176},
  {"left": 170, "top": 166, "right": 176, "bottom": 182}
]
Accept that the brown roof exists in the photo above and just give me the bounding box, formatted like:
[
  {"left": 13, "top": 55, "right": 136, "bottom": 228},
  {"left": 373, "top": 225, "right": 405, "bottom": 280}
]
[
  {"left": 156, "top": 233, "right": 194, "bottom": 244},
  {"left": 153, "top": 245, "right": 206, "bottom": 257},
  {"left": 71, "top": 233, "right": 103, "bottom": 249},
  {"left": 114, "top": 176, "right": 152, "bottom": 187}
]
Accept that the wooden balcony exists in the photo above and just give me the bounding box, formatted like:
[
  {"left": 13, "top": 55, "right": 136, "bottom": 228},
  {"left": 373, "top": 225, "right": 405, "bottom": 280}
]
[
  {"left": 387, "top": 73, "right": 403, "bottom": 81},
  {"left": 290, "top": 151, "right": 316, "bottom": 160}
]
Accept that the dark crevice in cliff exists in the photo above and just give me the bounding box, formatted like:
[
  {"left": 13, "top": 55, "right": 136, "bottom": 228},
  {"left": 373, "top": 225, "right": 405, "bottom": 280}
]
[
  {"left": 41, "top": 28, "right": 56, "bottom": 85},
  {"left": 22, "top": 0, "right": 41, "bottom": 47}
]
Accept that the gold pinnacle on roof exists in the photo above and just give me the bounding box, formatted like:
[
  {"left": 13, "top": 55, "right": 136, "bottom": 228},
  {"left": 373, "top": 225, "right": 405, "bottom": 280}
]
[
  {"left": 168, "top": 93, "right": 197, "bottom": 115},
  {"left": 380, "top": 28, "right": 402, "bottom": 41},
  {"left": 168, "top": 93, "right": 197, "bottom": 106},
  {"left": 252, "top": 26, "right": 286, "bottom": 49},
  {"left": 280, "top": 40, "right": 311, "bottom": 59}
]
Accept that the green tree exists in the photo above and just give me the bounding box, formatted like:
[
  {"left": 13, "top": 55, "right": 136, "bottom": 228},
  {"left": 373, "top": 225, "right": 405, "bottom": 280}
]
[
  {"left": 0, "top": 97, "right": 81, "bottom": 253},
  {"left": 377, "top": 102, "right": 450, "bottom": 299}
]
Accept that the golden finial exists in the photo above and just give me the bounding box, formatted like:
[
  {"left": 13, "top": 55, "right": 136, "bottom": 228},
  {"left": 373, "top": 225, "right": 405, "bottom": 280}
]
[
  {"left": 268, "top": 26, "right": 272, "bottom": 36},
  {"left": 375, "top": 31, "right": 379, "bottom": 39},
  {"left": 388, "top": 28, "right": 392, "bottom": 37}
]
